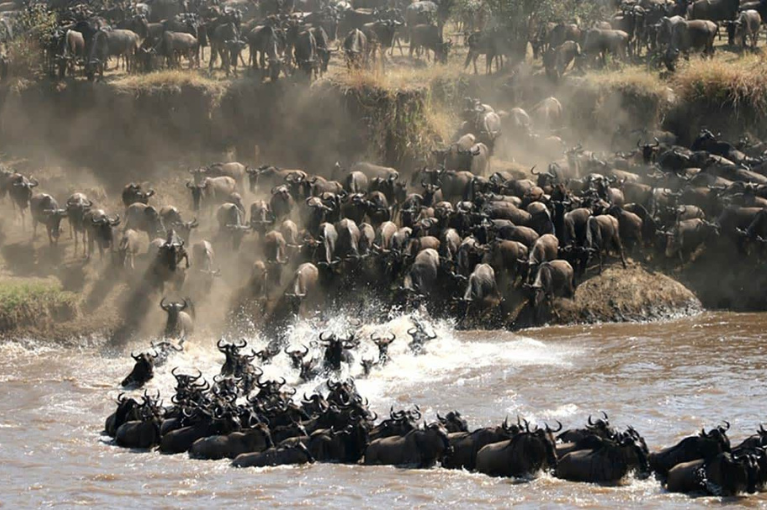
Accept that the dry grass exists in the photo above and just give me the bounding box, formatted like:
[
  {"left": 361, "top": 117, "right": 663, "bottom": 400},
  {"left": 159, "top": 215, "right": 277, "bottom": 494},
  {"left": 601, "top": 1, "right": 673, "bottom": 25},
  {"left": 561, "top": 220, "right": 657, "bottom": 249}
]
[
  {"left": 0, "top": 278, "right": 79, "bottom": 335},
  {"left": 331, "top": 58, "right": 465, "bottom": 92},
  {"left": 671, "top": 53, "right": 767, "bottom": 115},
  {"left": 111, "top": 69, "right": 229, "bottom": 97},
  {"left": 584, "top": 65, "right": 669, "bottom": 100}
]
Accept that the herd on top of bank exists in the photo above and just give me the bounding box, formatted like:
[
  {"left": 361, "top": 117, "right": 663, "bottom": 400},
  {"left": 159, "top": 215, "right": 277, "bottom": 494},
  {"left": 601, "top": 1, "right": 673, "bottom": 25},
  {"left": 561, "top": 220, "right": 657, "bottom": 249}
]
[{"left": 0, "top": 0, "right": 763, "bottom": 80}]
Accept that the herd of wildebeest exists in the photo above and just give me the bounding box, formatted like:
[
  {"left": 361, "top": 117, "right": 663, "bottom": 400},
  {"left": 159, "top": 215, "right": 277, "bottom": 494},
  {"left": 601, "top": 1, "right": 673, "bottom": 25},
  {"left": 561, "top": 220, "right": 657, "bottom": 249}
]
[
  {"left": 1, "top": 0, "right": 766, "bottom": 82},
  {"left": 106, "top": 351, "right": 767, "bottom": 497},
  {"left": 2, "top": 92, "right": 767, "bottom": 332}
]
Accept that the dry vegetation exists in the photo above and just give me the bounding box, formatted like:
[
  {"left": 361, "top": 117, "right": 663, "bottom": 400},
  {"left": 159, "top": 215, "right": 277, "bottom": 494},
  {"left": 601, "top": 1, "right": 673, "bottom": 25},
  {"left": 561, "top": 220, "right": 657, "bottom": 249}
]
[
  {"left": 0, "top": 277, "right": 79, "bottom": 337},
  {"left": 671, "top": 53, "right": 767, "bottom": 116}
]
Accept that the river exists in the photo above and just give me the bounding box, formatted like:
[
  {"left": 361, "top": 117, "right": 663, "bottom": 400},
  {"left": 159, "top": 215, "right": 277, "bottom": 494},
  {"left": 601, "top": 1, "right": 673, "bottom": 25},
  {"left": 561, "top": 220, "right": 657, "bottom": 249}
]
[{"left": 1, "top": 311, "right": 766, "bottom": 508}]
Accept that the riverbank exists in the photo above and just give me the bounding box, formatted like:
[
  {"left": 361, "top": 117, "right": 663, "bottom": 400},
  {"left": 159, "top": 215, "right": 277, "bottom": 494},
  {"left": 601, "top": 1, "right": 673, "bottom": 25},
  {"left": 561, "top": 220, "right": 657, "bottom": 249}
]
[{"left": 0, "top": 49, "right": 766, "bottom": 342}]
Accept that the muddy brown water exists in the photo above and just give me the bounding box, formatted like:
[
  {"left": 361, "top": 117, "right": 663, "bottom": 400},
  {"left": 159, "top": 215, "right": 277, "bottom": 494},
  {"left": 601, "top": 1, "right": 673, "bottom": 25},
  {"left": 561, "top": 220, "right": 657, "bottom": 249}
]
[{"left": 1, "top": 311, "right": 767, "bottom": 508}]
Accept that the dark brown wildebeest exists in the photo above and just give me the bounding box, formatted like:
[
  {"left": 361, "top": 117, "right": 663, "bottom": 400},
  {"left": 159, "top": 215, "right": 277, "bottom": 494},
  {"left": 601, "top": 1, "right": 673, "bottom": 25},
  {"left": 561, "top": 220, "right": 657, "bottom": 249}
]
[
  {"left": 586, "top": 215, "right": 627, "bottom": 272},
  {"left": 648, "top": 424, "right": 731, "bottom": 477},
  {"left": 30, "top": 193, "right": 68, "bottom": 245},
  {"left": 582, "top": 29, "right": 629, "bottom": 67},
  {"left": 161, "top": 31, "right": 199, "bottom": 68},
  {"left": 666, "top": 452, "right": 758, "bottom": 496},
  {"left": 122, "top": 183, "right": 155, "bottom": 209},
  {"left": 66, "top": 193, "right": 93, "bottom": 256},
  {"left": 232, "top": 443, "right": 315, "bottom": 468},
  {"left": 343, "top": 28, "right": 368, "bottom": 69},
  {"left": 476, "top": 421, "right": 559, "bottom": 478},
  {"left": 364, "top": 422, "right": 451, "bottom": 467},
  {"left": 663, "top": 19, "right": 717, "bottom": 71},
  {"left": 409, "top": 24, "right": 451, "bottom": 64},
  {"left": 84, "top": 208, "right": 121, "bottom": 260},
  {"left": 160, "top": 297, "right": 195, "bottom": 340}
]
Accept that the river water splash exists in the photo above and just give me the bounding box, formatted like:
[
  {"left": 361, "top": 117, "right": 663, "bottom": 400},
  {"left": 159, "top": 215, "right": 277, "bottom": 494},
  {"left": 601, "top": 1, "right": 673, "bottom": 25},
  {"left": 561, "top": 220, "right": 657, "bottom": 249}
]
[{"left": 1, "top": 312, "right": 767, "bottom": 508}]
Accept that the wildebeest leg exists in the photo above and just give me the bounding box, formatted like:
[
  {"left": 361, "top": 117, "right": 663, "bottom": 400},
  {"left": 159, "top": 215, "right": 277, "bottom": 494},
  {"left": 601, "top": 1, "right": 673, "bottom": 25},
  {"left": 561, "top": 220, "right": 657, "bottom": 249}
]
[
  {"left": 462, "top": 50, "right": 472, "bottom": 70},
  {"left": 615, "top": 236, "right": 627, "bottom": 268}
]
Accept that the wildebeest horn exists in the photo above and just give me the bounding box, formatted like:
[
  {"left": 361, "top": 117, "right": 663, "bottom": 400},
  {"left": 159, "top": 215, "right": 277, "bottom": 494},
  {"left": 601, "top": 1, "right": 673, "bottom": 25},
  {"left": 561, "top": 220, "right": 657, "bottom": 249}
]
[
  {"left": 546, "top": 421, "right": 563, "bottom": 433},
  {"left": 131, "top": 351, "right": 140, "bottom": 360},
  {"left": 588, "top": 415, "right": 594, "bottom": 426},
  {"left": 601, "top": 411, "right": 609, "bottom": 422},
  {"left": 721, "top": 421, "right": 730, "bottom": 431},
  {"left": 530, "top": 166, "right": 539, "bottom": 175},
  {"left": 160, "top": 298, "right": 170, "bottom": 311}
]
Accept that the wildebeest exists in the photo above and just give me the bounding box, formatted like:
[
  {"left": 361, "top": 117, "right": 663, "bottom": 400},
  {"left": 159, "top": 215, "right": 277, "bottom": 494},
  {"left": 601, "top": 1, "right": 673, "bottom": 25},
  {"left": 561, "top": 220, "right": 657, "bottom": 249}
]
[
  {"left": 161, "top": 31, "right": 199, "bottom": 68},
  {"left": 85, "top": 29, "right": 142, "bottom": 80},
  {"left": 543, "top": 40, "right": 581, "bottom": 80},
  {"left": 688, "top": 0, "right": 740, "bottom": 22},
  {"left": 8, "top": 174, "right": 38, "bottom": 226},
  {"left": 294, "top": 29, "right": 319, "bottom": 79},
  {"left": 555, "top": 431, "right": 649, "bottom": 483},
  {"left": 189, "top": 423, "right": 273, "bottom": 460},
  {"left": 29, "top": 193, "right": 67, "bottom": 245},
  {"left": 85, "top": 209, "right": 121, "bottom": 259},
  {"left": 476, "top": 420, "right": 559, "bottom": 477},
  {"left": 125, "top": 203, "right": 165, "bottom": 241},
  {"left": 121, "top": 351, "right": 156, "bottom": 388},
  {"left": 343, "top": 28, "right": 368, "bottom": 68},
  {"left": 731, "top": 9, "right": 761, "bottom": 49},
  {"left": 664, "top": 218, "right": 720, "bottom": 262},
  {"left": 586, "top": 215, "right": 627, "bottom": 272},
  {"left": 160, "top": 297, "right": 195, "bottom": 340},
  {"left": 666, "top": 452, "right": 759, "bottom": 496},
  {"left": 66, "top": 193, "right": 93, "bottom": 256},
  {"left": 116, "top": 228, "right": 142, "bottom": 269},
  {"left": 528, "top": 259, "right": 575, "bottom": 312},
  {"left": 57, "top": 29, "right": 85, "bottom": 78},
  {"left": 122, "top": 183, "right": 155, "bottom": 208},
  {"left": 409, "top": 24, "right": 450, "bottom": 63},
  {"left": 364, "top": 422, "right": 451, "bottom": 467},
  {"left": 187, "top": 176, "right": 237, "bottom": 212},
  {"left": 232, "top": 443, "right": 315, "bottom": 467},
  {"left": 648, "top": 423, "right": 731, "bottom": 478},
  {"left": 582, "top": 29, "right": 629, "bottom": 67},
  {"left": 663, "top": 19, "right": 717, "bottom": 71}
]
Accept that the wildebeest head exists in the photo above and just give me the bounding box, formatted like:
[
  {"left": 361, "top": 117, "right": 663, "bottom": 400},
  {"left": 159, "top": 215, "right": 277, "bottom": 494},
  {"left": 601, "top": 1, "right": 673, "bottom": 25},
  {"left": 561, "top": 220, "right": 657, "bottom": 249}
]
[
  {"left": 186, "top": 180, "right": 208, "bottom": 211},
  {"left": 250, "top": 200, "right": 274, "bottom": 232},
  {"left": 319, "top": 332, "right": 357, "bottom": 371},
  {"left": 436, "top": 38, "right": 452, "bottom": 64},
  {"left": 43, "top": 208, "right": 69, "bottom": 241},
  {"left": 158, "top": 230, "right": 186, "bottom": 271},
  {"left": 121, "top": 351, "right": 157, "bottom": 388},
  {"left": 11, "top": 175, "right": 39, "bottom": 207},
  {"left": 122, "top": 182, "right": 155, "bottom": 207},
  {"left": 91, "top": 213, "right": 120, "bottom": 243},
  {"left": 371, "top": 332, "right": 395, "bottom": 363},
  {"left": 161, "top": 297, "right": 190, "bottom": 331},
  {"left": 437, "top": 411, "right": 468, "bottom": 433},
  {"left": 284, "top": 344, "right": 309, "bottom": 369}
]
